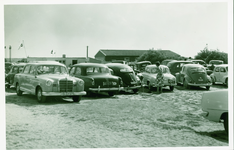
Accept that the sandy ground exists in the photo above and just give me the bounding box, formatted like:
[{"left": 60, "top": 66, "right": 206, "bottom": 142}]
[{"left": 5, "top": 84, "right": 230, "bottom": 149}]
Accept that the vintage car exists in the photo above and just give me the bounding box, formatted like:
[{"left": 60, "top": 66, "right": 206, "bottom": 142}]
[
  {"left": 175, "top": 64, "right": 212, "bottom": 90},
  {"left": 167, "top": 60, "right": 193, "bottom": 76},
  {"left": 5, "top": 62, "right": 15, "bottom": 74},
  {"left": 201, "top": 89, "right": 228, "bottom": 133},
  {"left": 5, "top": 63, "right": 26, "bottom": 88},
  {"left": 13, "top": 61, "right": 86, "bottom": 103},
  {"left": 191, "top": 59, "right": 207, "bottom": 67},
  {"left": 161, "top": 59, "right": 176, "bottom": 66},
  {"left": 141, "top": 65, "right": 176, "bottom": 91},
  {"left": 209, "top": 60, "right": 224, "bottom": 65},
  {"left": 69, "top": 63, "right": 123, "bottom": 96},
  {"left": 106, "top": 63, "right": 141, "bottom": 93},
  {"left": 133, "top": 61, "right": 152, "bottom": 80},
  {"left": 210, "top": 64, "right": 228, "bottom": 87}
]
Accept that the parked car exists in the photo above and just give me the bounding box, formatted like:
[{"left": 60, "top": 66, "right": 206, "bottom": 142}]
[
  {"left": 133, "top": 61, "right": 152, "bottom": 80},
  {"left": 191, "top": 59, "right": 207, "bottom": 67},
  {"left": 5, "top": 62, "right": 15, "bottom": 74},
  {"left": 201, "top": 89, "right": 228, "bottom": 133},
  {"left": 167, "top": 60, "right": 193, "bottom": 76},
  {"left": 161, "top": 59, "right": 176, "bottom": 66},
  {"left": 106, "top": 63, "right": 141, "bottom": 93},
  {"left": 5, "top": 63, "right": 26, "bottom": 88},
  {"left": 141, "top": 65, "right": 176, "bottom": 91},
  {"left": 13, "top": 61, "right": 86, "bottom": 103},
  {"left": 69, "top": 63, "right": 123, "bottom": 96},
  {"left": 209, "top": 60, "right": 224, "bottom": 65},
  {"left": 210, "top": 64, "right": 228, "bottom": 87},
  {"left": 175, "top": 64, "right": 212, "bottom": 90}
]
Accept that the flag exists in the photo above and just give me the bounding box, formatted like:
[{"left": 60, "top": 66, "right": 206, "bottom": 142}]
[
  {"left": 51, "top": 50, "right": 56, "bottom": 54},
  {"left": 18, "top": 43, "right": 23, "bottom": 50}
]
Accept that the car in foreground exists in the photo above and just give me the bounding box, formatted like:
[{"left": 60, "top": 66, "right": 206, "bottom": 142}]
[
  {"left": 201, "top": 89, "right": 228, "bottom": 133},
  {"left": 141, "top": 65, "right": 176, "bottom": 91},
  {"left": 69, "top": 63, "right": 123, "bottom": 96},
  {"left": 5, "top": 63, "right": 26, "bottom": 88},
  {"left": 106, "top": 63, "right": 141, "bottom": 93},
  {"left": 175, "top": 64, "right": 212, "bottom": 90},
  {"left": 167, "top": 60, "right": 193, "bottom": 76},
  {"left": 14, "top": 61, "right": 86, "bottom": 103},
  {"left": 210, "top": 64, "right": 228, "bottom": 87}
]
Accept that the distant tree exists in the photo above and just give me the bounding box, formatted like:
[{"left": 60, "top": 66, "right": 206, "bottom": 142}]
[
  {"left": 137, "top": 50, "right": 166, "bottom": 64},
  {"left": 205, "top": 50, "right": 228, "bottom": 64},
  {"left": 194, "top": 49, "right": 211, "bottom": 62}
]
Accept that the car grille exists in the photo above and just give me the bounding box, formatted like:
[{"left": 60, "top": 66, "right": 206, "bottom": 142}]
[{"left": 59, "top": 79, "right": 73, "bottom": 92}]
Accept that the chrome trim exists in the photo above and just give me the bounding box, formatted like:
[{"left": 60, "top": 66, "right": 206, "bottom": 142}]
[
  {"left": 42, "top": 91, "right": 86, "bottom": 96},
  {"left": 89, "top": 87, "right": 124, "bottom": 91},
  {"left": 188, "top": 83, "right": 212, "bottom": 86}
]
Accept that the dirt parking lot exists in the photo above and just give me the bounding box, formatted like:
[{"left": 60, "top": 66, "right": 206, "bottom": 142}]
[{"left": 5, "top": 84, "right": 229, "bottom": 149}]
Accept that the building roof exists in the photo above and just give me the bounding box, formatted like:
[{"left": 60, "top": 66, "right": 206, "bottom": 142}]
[{"left": 95, "top": 49, "right": 181, "bottom": 57}]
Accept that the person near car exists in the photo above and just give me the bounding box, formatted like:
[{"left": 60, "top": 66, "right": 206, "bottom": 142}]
[
  {"left": 209, "top": 63, "right": 215, "bottom": 71},
  {"left": 155, "top": 61, "right": 164, "bottom": 94}
]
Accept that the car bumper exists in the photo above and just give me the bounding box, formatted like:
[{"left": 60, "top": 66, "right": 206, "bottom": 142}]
[
  {"left": 123, "top": 85, "right": 141, "bottom": 90},
  {"left": 163, "top": 83, "right": 177, "bottom": 86},
  {"left": 89, "top": 86, "right": 124, "bottom": 92},
  {"left": 188, "top": 83, "right": 212, "bottom": 86},
  {"left": 42, "top": 91, "right": 87, "bottom": 96}
]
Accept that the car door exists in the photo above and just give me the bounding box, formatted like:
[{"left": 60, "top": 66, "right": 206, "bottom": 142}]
[
  {"left": 28, "top": 65, "right": 38, "bottom": 93},
  {"left": 179, "top": 66, "right": 186, "bottom": 83},
  {"left": 219, "top": 67, "right": 227, "bottom": 83},
  {"left": 213, "top": 67, "right": 220, "bottom": 82},
  {"left": 20, "top": 65, "right": 31, "bottom": 90}
]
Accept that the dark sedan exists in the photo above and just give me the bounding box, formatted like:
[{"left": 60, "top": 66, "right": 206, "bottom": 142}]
[
  {"left": 69, "top": 63, "right": 124, "bottom": 96},
  {"left": 106, "top": 63, "right": 141, "bottom": 93},
  {"left": 175, "top": 64, "right": 212, "bottom": 90}
]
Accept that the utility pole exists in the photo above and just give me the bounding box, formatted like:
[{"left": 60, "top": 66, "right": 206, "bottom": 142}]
[
  {"left": 86, "top": 46, "right": 89, "bottom": 62},
  {"left": 9, "top": 45, "right": 11, "bottom": 62}
]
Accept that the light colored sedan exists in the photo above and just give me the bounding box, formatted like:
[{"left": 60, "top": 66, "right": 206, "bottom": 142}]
[
  {"left": 210, "top": 64, "right": 228, "bottom": 87},
  {"left": 201, "top": 89, "right": 228, "bottom": 133},
  {"left": 141, "top": 65, "right": 176, "bottom": 91}
]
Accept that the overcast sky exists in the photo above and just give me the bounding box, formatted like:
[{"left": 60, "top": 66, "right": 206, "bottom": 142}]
[{"left": 3, "top": 0, "right": 231, "bottom": 59}]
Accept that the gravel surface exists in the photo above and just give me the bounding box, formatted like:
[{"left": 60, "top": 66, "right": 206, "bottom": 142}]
[{"left": 5, "top": 84, "right": 230, "bottom": 149}]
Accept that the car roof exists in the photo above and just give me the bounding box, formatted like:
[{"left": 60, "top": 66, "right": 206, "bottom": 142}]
[
  {"left": 73, "top": 63, "right": 108, "bottom": 67},
  {"left": 214, "top": 64, "right": 228, "bottom": 67},
  {"left": 167, "top": 60, "right": 192, "bottom": 64},
  {"left": 13, "top": 63, "right": 27, "bottom": 66},
  {"left": 26, "top": 61, "right": 65, "bottom": 66},
  {"left": 191, "top": 60, "right": 205, "bottom": 62},
  {"left": 106, "top": 63, "right": 129, "bottom": 68},
  {"left": 183, "top": 64, "right": 205, "bottom": 68}
]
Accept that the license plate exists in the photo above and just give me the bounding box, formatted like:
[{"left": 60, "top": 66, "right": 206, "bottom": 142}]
[{"left": 61, "top": 92, "right": 73, "bottom": 96}]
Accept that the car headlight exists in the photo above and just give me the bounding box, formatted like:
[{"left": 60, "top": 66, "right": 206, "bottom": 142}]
[
  {"left": 78, "top": 80, "right": 84, "bottom": 86},
  {"left": 46, "top": 80, "right": 53, "bottom": 86}
]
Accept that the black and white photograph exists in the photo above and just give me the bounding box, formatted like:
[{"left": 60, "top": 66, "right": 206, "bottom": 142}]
[{"left": 2, "top": 0, "right": 233, "bottom": 150}]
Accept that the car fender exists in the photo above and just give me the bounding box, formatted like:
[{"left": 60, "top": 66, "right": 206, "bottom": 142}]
[{"left": 221, "top": 75, "right": 228, "bottom": 83}]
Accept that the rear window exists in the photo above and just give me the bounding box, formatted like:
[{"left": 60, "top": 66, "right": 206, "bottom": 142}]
[
  {"left": 189, "top": 67, "right": 205, "bottom": 73},
  {"left": 86, "top": 67, "right": 110, "bottom": 74}
]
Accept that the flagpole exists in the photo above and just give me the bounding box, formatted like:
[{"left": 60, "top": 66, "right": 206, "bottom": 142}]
[{"left": 23, "top": 40, "right": 28, "bottom": 57}]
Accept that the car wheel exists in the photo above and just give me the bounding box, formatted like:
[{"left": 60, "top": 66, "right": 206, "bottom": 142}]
[
  {"left": 183, "top": 79, "right": 190, "bottom": 89},
  {"left": 16, "top": 83, "right": 23, "bottom": 96},
  {"left": 225, "top": 78, "right": 228, "bottom": 87},
  {"left": 72, "top": 96, "right": 81, "bottom": 102},
  {"left": 206, "top": 86, "right": 210, "bottom": 90},
  {"left": 223, "top": 113, "right": 228, "bottom": 134},
  {"left": 108, "top": 92, "right": 115, "bottom": 97},
  {"left": 132, "top": 89, "right": 139, "bottom": 94},
  {"left": 36, "top": 87, "right": 46, "bottom": 103},
  {"left": 169, "top": 86, "right": 174, "bottom": 91}
]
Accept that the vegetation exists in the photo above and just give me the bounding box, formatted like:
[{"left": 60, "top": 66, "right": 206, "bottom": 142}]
[{"left": 194, "top": 49, "right": 228, "bottom": 64}]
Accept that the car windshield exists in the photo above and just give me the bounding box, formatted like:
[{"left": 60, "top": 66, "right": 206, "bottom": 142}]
[
  {"left": 37, "top": 65, "right": 68, "bottom": 75},
  {"left": 189, "top": 67, "right": 205, "bottom": 73},
  {"left": 86, "top": 67, "right": 110, "bottom": 75}
]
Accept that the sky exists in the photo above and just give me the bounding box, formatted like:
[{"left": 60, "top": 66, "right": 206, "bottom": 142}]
[{"left": 3, "top": 0, "right": 232, "bottom": 59}]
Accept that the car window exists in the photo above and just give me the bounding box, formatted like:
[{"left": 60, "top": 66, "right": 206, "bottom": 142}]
[
  {"left": 29, "top": 65, "right": 36, "bottom": 74},
  {"left": 145, "top": 67, "right": 150, "bottom": 73},
  {"left": 69, "top": 67, "right": 75, "bottom": 75},
  {"left": 86, "top": 67, "right": 109, "bottom": 75},
  {"left": 37, "top": 65, "right": 67, "bottom": 75},
  {"left": 162, "top": 67, "right": 170, "bottom": 74},
  {"left": 75, "top": 67, "right": 81, "bottom": 75},
  {"left": 220, "top": 68, "right": 226, "bottom": 72},
  {"left": 151, "top": 68, "right": 157, "bottom": 74},
  {"left": 189, "top": 67, "right": 205, "bottom": 73},
  {"left": 215, "top": 67, "right": 219, "bottom": 72},
  {"left": 23, "top": 65, "right": 30, "bottom": 74},
  {"left": 13, "top": 67, "right": 18, "bottom": 73}
]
